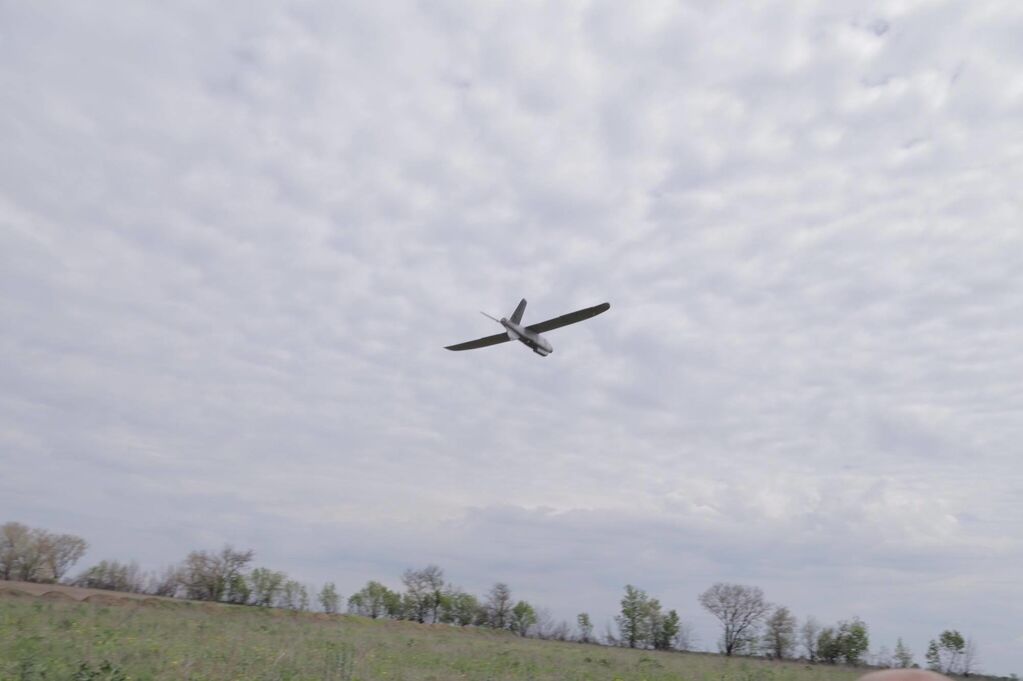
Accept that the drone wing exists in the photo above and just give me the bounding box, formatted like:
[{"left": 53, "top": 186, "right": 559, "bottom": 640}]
[
  {"left": 526, "top": 302, "right": 610, "bottom": 334},
  {"left": 445, "top": 332, "right": 512, "bottom": 351}
]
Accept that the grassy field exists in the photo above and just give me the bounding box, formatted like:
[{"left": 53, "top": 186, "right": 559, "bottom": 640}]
[{"left": 1, "top": 588, "right": 869, "bottom": 681}]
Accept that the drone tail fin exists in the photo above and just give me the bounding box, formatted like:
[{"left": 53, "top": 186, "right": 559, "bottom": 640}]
[{"left": 510, "top": 298, "right": 527, "bottom": 324}]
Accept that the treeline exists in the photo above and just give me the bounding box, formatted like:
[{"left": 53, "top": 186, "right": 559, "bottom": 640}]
[
  {"left": 1, "top": 522, "right": 990, "bottom": 675},
  {"left": 648, "top": 581, "right": 984, "bottom": 676}
]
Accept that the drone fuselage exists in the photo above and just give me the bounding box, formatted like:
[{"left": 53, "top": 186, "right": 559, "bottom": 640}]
[{"left": 500, "top": 318, "right": 553, "bottom": 356}]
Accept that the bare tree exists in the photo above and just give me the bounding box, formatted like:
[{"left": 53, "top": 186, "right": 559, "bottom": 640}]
[
  {"left": 144, "top": 565, "right": 181, "bottom": 597},
  {"left": 548, "top": 619, "right": 572, "bottom": 641},
  {"left": 873, "top": 645, "right": 894, "bottom": 668},
  {"left": 801, "top": 616, "right": 822, "bottom": 661},
  {"left": 962, "top": 637, "right": 980, "bottom": 677},
  {"left": 603, "top": 621, "right": 619, "bottom": 646},
  {"left": 674, "top": 620, "right": 699, "bottom": 652},
  {"left": 698, "top": 583, "right": 771, "bottom": 656},
  {"left": 401, "top": 565, "right": 445, "bottom": 623},
  {"left": 1, "top": 523, "right": 88, "bottom": 583},
  {"left": 532, "top": 607, "right": 556, "bottom": 639},
  {"left": 485, "top": 582, "right": 513, "bottom": 629},
  {"left": 41, "top": 533, "right": 88, "bottom": 582}
]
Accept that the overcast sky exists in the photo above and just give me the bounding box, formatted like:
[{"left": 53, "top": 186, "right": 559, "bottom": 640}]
[{"left": 2, "top": 1, "right": 1022, "bottom": 673}]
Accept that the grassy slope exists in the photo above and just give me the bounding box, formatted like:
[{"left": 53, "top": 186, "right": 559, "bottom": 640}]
[{"left": 0, "top": 587, "right": 867, "bottom": 681}]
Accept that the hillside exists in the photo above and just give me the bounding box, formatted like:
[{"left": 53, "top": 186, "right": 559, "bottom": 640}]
[{"left": 0, "top": 580, "right": 878, "bottom": 681}]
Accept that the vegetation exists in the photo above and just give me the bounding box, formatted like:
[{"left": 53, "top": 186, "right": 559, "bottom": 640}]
[
  {"left": 894, "top": 638, "right": 914, "bottom": 668},
  {"left": 0, "top": 594, "right": 871, "bottom": 681},
  {"left": 763, "top": 606, "right": 798, "bottom": 660},
  {"left": 817, "top": 618, "right": 870, "bottom": 666},
  {"left": 928, "top": 630, "right": 980, "bottom": 676},
  {"left": 4, "top": 520, "right": 1005, "bottom": 677}
]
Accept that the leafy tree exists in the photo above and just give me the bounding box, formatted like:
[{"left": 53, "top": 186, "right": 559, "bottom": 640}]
[
  {"left": 248, "top": 568, "right": 286, "bottom": 607},
  {"left": 927, "top": 639, "right": 943, "bottom": 671},
  {"left": 347, "top": 581, "right": 399, "bottom": 619},
  {"left": 485, "top": 582, "right": 513, "bottom": 629},
  {"left": 398, "top": 592, "right": 417, "bottom": 620},
  {"left": 927, "top": 630, "right": 966, "bottom": 674},
  {"left": 613, "top": 587, "right": 680, "bottom": 650},
  {"left": 276, "top": 580, "right": 307, "bottom": 610},
  {"left": 655, "top": 609, "right": 681, "bottom": 651},
  {"left": 838, "top": 618, "right": 869, "bottom": 665},
  {"left": 818, "top": 627, "right": 841, "bottom": 664},
  {"left": 894, "top": 638, "right": 914, "bottom": 668},
  {"left": 439, "top": 588, "right": 481, "bottom": 626},
  {"left": 818, "top": 619, "right": 869, "bottom": 665},
  {"left": 762, "top": 606, "right": 797, "bottom": 659},
  {"left": 319, "top": 582, "right": 340, "bottom": 614},
  {"left": 72, "top": 560, "right": 144, "bottom": 593},
  {"left": 225, "top": 572, "right": 251, "bottom": 604},
  {"left": 510, "top": 600, "right": 537, "bottom": 636},
  {"left": 383, "top": 586, "right": 403, "bottom": 618},
  {"left": 646, "top": 597, "right": 665, "bottom": 648},
  {"left": 698, "top": 583, "right": 771, "bottom": 656},
  {"left": 181, "top": 546, "right": 254, "bottom": 602},
  {"left": 616, "top": 585, "right": 652, "bottom": 648},
  {"left": 577, "top": 613, "right": 594, "bottom": 643}
]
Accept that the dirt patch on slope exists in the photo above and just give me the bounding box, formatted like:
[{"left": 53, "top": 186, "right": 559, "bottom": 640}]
[
  {"left": 39, "top": 590, "right": 76, "bottom": 601},
  {"left": 83, "top": 593, "right": 134, "bottom": 606},
  {"left": 0, "top": 586, "right": 32, "bottom": 599}
]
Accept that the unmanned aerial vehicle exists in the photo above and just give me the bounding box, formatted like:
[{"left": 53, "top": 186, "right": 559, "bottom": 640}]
[{"left": 445, "top": 299, "right": 610, "bottom": 356}]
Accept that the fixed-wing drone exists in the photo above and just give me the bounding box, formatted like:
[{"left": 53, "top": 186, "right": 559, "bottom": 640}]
[{"left": 445, "top": 299, "right": 610, "bottom": 356}]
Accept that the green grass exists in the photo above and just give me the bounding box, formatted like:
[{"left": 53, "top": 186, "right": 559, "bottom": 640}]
[{"left": 0, "top": 595, "right": 867, "bottom": 681}]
